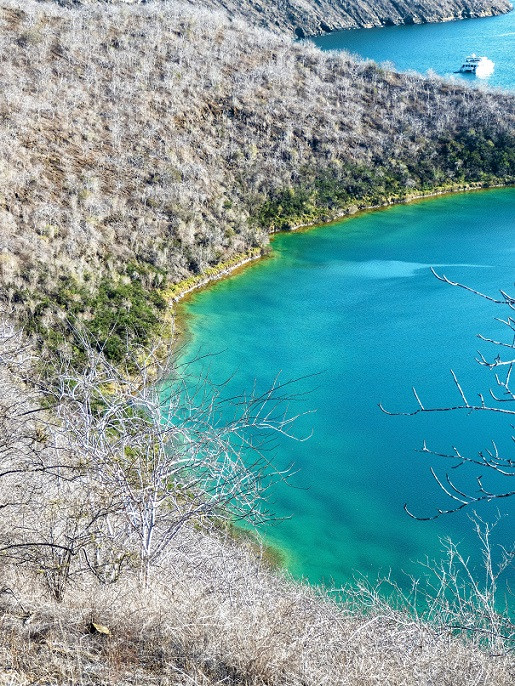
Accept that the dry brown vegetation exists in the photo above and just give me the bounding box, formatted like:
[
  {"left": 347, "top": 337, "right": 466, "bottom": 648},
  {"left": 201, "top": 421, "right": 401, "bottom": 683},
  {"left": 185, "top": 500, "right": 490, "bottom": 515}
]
[
  {"left": 0, "top": 532, "right": 513, "bottom": 685},
  {"left": 42, "top": 0, "right": 514, "bottom": 36},
  {"left": 0, "top": 317, "right": 513, "bottom": 684},
  {"left": 0, "top": 0, "right": 514, "bottom": 356},
  {"left": 0, "top": 1, "right": 514, "bottom": 682}
]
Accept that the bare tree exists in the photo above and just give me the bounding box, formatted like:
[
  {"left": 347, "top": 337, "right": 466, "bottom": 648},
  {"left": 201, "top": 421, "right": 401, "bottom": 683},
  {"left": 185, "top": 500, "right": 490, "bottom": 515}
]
[
  {"left": 0, "top": 316, "right": 124, "bottom": 598},
  {"left": 416, "top": 514, "right": 515, "bottom": 653},
  {"left": 380, "top": 270, "right": 515, "bottom": 520},
  {"left": 0, "top": 315, "right": 306, "bottom": 592},
  {"left": 351, "top": 513, "right": 514, "bottom": 653},
  {"left": 42, "top": 338, "right": 305, "bottom": 585}
]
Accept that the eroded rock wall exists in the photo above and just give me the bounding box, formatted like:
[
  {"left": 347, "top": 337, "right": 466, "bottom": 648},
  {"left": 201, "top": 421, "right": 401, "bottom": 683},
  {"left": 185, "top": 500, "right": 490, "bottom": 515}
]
[{"left": 39, "top": 0, "right": 514, "bottom": 35}]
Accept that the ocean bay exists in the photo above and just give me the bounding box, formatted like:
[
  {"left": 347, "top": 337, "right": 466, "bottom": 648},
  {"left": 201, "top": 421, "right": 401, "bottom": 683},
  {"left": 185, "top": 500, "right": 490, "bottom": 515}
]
[
  {"left": 313, "top": 10, "right": 515, "bottom": 90},
  {"left": 181, "top": 189, "right": 515, "bottom": 593},
  {"left": 178, "top": 12, "right": 515, "bottom": 596}
]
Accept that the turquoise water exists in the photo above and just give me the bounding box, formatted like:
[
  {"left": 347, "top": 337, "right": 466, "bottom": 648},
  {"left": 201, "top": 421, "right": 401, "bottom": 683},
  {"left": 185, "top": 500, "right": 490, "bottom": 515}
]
[
  {"left": 179, "top": 14, "right": 515, "bottom": 600},
  {"left": 313, "top": 11, "right": 515, "bottom": 90},
  {"left": 182, "top": 190, "right": 515, "bottom": 597}
]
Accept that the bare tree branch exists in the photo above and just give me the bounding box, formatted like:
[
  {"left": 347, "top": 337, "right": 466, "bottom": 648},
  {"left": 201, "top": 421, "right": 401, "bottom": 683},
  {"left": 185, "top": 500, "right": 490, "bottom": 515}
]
[{"left": 382, "top": 273, "right": 515, "bottom": 519}]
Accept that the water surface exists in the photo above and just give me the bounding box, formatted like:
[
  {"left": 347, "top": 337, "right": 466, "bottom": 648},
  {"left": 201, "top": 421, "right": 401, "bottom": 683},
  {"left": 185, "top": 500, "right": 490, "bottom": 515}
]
[
  {"left": 313, "top": 11, "right": 515, "bottom": 90},
  {"left": 181, "top": 189, "right": 515, "bottom": 600},
  {"left": 179, "top": 13, "right": 515, "bottom": 599}
]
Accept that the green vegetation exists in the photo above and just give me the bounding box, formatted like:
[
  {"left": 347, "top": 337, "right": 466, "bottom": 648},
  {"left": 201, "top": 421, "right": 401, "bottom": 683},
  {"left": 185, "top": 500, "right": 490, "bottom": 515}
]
[
  {"left": 21, "top": 262, "right": 167, "bottom": 366},
  {"left": 256, "top": 130, "right": 515, "bottom": 231},
  {"left": 438, "top": 129, "right": 515, "bottom": 182},
  {"left": 164, "top": 248, "right": 263, "bottom": 299}
]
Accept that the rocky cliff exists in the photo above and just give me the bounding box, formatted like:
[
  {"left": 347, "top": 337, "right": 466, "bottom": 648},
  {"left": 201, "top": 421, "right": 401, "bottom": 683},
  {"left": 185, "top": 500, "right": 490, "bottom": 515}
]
[
  {"left": 185, "top": 0, "right": 514, "bottom": 36},
  {"left": 42, "top": 0, "right": 514, "bottom": 35}
]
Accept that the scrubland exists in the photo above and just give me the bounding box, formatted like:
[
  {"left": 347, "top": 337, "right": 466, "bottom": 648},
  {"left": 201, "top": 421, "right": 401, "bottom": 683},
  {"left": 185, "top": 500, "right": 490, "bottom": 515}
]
[
  {"left": 0, "top": 0, "right": 514, "bottom": 358},
  {"left": 1, "top": 530, "right": 513, "bottom": 685},
  {"left": 43, "top": 0, "right": 514, "bottom": 36},
  {"left": 0, "top": 321, "right": 512, "bottom": 684},
  {"left": 0, "top": 0, "right": 513, "bottom": 683}
]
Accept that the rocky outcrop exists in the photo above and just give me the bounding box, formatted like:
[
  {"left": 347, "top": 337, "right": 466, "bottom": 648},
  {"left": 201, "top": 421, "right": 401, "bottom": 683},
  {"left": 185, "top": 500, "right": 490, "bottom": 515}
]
[
  {"left": 40, "top": 1, "right": 513, "bottom": 35},
  {"left": 187, "top": 0, "right": 514, "bottom": 36}
]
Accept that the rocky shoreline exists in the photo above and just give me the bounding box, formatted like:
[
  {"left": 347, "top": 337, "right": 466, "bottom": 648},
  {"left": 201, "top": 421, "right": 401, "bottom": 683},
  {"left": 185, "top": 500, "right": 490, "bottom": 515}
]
[{"left": 41, "top": 1, "right": 514, "bottom": 37}]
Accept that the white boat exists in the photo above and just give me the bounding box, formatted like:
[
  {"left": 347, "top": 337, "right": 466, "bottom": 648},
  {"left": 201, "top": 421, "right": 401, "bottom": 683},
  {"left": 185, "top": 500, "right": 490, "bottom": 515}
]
[{"left": 455, "top": 54, "right": 494, "bottom": 77}]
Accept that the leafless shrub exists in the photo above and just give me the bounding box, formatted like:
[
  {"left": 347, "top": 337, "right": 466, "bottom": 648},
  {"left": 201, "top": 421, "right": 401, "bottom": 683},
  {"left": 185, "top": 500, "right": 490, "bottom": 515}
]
[
  {"left": 0, "top": 319, "right": 512, "bottom": 683},
  {"left": 0, "top": 522, "right": 513, "bottom": 684},
  {"left": 381, "top": 273, "right": 515, "bottom": 518},
  {"left": 41, "top": 335, "right": 305, "bottom": 585},
  {"left": 0, "top": 318, "right": 305, "bottom": 591}
]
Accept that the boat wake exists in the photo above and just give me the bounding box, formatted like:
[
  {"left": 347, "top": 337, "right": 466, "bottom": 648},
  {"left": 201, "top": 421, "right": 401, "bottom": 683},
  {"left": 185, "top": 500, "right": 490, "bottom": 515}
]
[{"left": 455, "top": 54, "right": 494, "bottom": 78}]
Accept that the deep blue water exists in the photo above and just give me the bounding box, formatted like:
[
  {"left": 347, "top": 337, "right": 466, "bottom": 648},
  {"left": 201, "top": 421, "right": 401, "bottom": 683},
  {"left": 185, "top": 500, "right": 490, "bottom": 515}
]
[
  {"left": 181, "top": 190, "right": 515, "bottom": 603},
  {"left": 313, "top": 11, "right": 515, "bottom": 90}
]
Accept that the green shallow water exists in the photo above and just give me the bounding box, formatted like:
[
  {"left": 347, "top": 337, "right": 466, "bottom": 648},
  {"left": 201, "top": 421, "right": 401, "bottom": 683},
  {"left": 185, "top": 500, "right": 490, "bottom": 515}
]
[{"left": 180, "top": 189, "right": 515, "bottom": 596}]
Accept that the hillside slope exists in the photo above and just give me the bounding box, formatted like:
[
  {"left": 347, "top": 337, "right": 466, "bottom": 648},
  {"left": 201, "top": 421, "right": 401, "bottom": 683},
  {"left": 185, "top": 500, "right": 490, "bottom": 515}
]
[
  {"left": 43, "top": 0, "right": 514, "bottom": 36},
  {"left": 1, "top": 0, "right": 514, "bottom": 358},
  {"left": 0, "top": 527, "right": 513, "bottom": 684},
  {"left": 0, "top": 2, "right": 513, "bottom": 683},
  {"left": 181, "top": 0, "right": 514, "bottom": 36}
]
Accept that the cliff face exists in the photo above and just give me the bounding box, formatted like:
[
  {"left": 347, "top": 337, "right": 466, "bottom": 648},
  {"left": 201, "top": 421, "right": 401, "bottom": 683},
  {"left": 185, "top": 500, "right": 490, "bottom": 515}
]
[
  {"left": 183, "top": 0, "right": 514, "bottom": 36},
  {"left": 42, "top": 0, "right": 514, "bottom": 35}
]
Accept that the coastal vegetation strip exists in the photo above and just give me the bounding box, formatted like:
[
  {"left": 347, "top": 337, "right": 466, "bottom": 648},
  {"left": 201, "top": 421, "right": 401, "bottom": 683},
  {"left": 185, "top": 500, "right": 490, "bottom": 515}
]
[
  {"left": 163, "top": 248, "right": 263, "bottom": 302},
  {"left": 254, "top": 132, "right": 515, "bottom": 233}
]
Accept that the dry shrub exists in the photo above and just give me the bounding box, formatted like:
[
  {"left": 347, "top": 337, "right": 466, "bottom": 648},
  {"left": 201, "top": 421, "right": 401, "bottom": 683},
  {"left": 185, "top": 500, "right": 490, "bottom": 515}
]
[
  {"left": 0, "top": 526, "right": 513, "bottom": 684},
  {"left": 0, "top": 0, "right": 512, "bottom": 330}
]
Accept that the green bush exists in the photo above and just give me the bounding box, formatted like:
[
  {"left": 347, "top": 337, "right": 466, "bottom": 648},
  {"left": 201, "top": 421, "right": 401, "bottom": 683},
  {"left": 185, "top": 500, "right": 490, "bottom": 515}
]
[
  {"left": 27, "top": 263, "right": 167, "bottom": 368},
  {"left": 255, "top": 130, "right": 515, "bottom": 232}
]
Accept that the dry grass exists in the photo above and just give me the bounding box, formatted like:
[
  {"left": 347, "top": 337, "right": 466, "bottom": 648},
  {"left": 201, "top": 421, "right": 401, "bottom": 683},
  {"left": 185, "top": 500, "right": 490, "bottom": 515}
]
[
  {"left": 0, "top": 527, "right": 512, "bottom": 685},
  {"left": 0, "top": 0, "right": 513, "bottom": 338},
  {"left": 0, "top": 532, "right": 515, "bottom": 686},
  {"left": 0, "top": 321, "right": 511, "bottom": 684}
]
